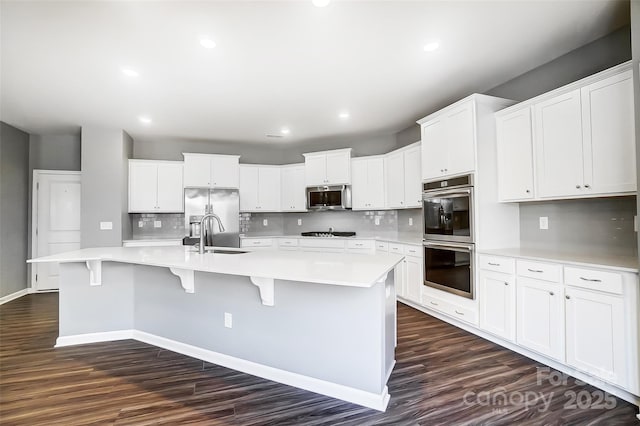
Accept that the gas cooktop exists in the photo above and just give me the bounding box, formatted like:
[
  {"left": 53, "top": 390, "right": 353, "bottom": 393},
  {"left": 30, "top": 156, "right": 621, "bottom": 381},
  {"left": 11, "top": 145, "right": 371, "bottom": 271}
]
[{"left": 301, "top": 231, "right": 356, "bottom": 238}]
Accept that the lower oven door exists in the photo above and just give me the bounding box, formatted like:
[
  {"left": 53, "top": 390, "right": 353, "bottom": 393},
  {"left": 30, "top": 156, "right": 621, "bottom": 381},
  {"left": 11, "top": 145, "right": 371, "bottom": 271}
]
[{"left": 423, "top": 241, "right": 475, "bottom": 299}]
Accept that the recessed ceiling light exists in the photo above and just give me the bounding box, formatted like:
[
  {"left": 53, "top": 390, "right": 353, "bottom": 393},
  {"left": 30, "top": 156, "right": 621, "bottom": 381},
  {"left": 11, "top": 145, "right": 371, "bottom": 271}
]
[
  {"left": 200, "top": 38, "right": 216, "bottom": 49},
  {"left": 339, "top": 112, "right": 350, "bottom": 119},
  {"left": 139, "top": 116, "right": 152, "bottom": 124},
  {"left": 280, "top": 127, "right": 290, "bottom": 135},
  {"left": 312, "top": 0, "right": 330, "bottom": 7},
  {"left": 121, "top": 68, "right": 139, "bottom": 77},
  {"left": 423, "top": 41, "right": 440, "bottom": 52}
]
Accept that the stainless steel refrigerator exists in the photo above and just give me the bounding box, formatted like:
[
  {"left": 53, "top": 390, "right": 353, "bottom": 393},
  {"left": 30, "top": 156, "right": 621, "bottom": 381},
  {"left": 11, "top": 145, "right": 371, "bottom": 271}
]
[{"left": 184, "top": 188, "right": 240, "bottom": 248}]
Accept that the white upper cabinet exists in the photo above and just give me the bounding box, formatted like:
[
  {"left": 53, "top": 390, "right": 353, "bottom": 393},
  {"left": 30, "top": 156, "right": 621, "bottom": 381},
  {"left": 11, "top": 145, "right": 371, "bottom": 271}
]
[
  {"left": 129, "top": 160, "right": 184, "bottom": 213},
  {"left": 239, "top": 165, "right": 281, "bottom": 212},
  {"left": 303, "top": 148, "right": 352, "bottom": 186},
  {"left": 385, "top": 142, "right": 422, "bottom": 209},
  {"left": 496, "top": 107, "right": 535, "bottom": 201},
  {"left": 351, "top": 156, "right": 385, "bottom": 210},
  {"left": 183, "top": 153, "right": 240, "bottom": 188},
  {"left": 580, "top": 69, "right": 636, "bottom": 195},
  {"left": 280, "top": 164, "right": 307, "bottom": 211},
  {"left": 497, "top": 63, "right": 635, "bottom": 202},
  {"left": 419, "top": 99, "right": 476, "bottom": 181}
]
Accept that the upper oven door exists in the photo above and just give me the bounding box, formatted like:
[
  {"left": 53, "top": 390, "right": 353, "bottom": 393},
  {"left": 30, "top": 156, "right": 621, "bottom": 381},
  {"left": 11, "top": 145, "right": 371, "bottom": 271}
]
[{"left": 423, "top": 187, "right": 474, "bottom": 243}]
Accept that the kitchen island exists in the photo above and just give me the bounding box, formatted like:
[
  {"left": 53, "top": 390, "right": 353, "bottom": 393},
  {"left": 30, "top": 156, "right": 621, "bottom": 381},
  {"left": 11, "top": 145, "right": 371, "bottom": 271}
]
[{"left": 29, "top": 246, "right": 403, "bottom": 411}]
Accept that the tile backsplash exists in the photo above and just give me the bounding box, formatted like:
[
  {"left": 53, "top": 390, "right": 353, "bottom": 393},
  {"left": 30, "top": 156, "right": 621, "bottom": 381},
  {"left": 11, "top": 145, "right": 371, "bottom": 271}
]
[{"left": 130, "top": 213, "right": 185, "bottom": 239}]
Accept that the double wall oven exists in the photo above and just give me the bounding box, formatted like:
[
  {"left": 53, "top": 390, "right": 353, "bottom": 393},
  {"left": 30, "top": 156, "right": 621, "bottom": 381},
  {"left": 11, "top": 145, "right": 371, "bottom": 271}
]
[{"left": 422, "top": 174, "right": 475, "bottom": 299}]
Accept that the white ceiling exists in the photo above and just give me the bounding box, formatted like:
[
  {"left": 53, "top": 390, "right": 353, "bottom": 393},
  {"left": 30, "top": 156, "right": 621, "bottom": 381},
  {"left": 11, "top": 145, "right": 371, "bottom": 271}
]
[{"left": 0, "top": 0, "right": 629, "bottom": 144}]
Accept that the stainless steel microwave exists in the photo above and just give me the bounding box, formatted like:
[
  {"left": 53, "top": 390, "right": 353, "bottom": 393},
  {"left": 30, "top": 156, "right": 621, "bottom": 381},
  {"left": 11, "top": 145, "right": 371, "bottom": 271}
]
[{"left": 306, "top": 185, "right": 352, "bottom": 211}]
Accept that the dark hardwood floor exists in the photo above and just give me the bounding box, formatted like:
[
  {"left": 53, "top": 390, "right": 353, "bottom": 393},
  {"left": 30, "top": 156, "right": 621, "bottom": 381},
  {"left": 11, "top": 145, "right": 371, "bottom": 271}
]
[{"left": 1, "top": 293, "right": 638, "bottom": 425}]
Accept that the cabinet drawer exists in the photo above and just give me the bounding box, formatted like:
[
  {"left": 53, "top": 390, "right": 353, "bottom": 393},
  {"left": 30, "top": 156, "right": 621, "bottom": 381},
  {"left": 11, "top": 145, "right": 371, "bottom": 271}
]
[
  {"left": 479, "top": 255, "right": 515, "bottom": 274},
  {"left": 424, "top": 295, "right": 477, "bottom": 326},
  {"left": 564, "top": 266, "right": 623, "bottom": 295},
  {"left": 389, "top": 243, "right": 404, "bottom": 254},
  {"left": 517, "top": 259, "right": 562, "bottom": 283},
  {"left": 298, "top": 239, "right": 346, "bottom": 249},
  {"left": 278, "top": 238, "right": 299, "bottom": 247},
  {"left": 241, "top": 238, "right": 273, "bottom": 248},
  {"left": 346, "top": 240, "right": 375, "bottom": 250},
  {"left": 403, "top": 245, "right": 422, "bottom": 257},
  {"left": 376, "top": 241, "right": 389, "bottom": 252}
]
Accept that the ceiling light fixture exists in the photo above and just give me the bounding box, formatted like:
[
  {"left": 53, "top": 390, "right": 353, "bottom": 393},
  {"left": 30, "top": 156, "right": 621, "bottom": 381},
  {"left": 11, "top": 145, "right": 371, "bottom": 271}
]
[
  {"left": 200, "top": 38, "right": 216, "bottom": 49},
  {"left": 423, "top": 41, "right": 440, "bottom": 52},
  {"left": 139, "top": 116, "right": 152, "bottom": 124},
  {"left": 121, "top": 68, "right": 139, "bottom": 77},
  {"left": 312, "top": 0, "right": 330, "bottom": 7},
  {"left": 280, "top": 127, "right": 291, "bottom": 135},
  {"left": 339, "top": 112, "right": 350, "bottom": 119}
]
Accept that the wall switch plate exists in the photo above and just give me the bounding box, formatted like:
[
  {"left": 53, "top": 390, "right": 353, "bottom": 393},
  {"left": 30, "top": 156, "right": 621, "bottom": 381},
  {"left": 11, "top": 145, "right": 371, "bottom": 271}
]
[
  {"left": 99, "top": 221, "right": 112, "bottom": 230},
  {"left": 138, "top": 221, "right": 144, "bottom": 228},
  {"left": 375, "top": 217, "right": 381, "bottom": 226},
  {"left": 298, "top": 218, "right": 302, "bottom": 226},
  {"left": 154, "top": 220, "right": 162, "bottom": 228},
  {"left": 224, "top": 312, "right": 232, "bottom": 328},
  {"left": 263, "top": 219, "right": 268, "bottom": 226},
  {"left": 539, "top": 217, "right": 548, "bottom": 230},
  {"left": 409, "top": 218, "right": 413, "bottom": 226}
]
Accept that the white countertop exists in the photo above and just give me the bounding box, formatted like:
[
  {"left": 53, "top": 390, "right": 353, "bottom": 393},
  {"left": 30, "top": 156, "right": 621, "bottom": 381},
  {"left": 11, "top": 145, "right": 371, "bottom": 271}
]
[
  {"left": 479, "top": 247, "right": 639, "bottom": 273},
  {"left": 28, "top": 246, "right": 404, "bottom": 288},
  {"left": 241, "top": 234, "right": 424, "bottom": 246},
  {"left": 122, "top": 238, "right": 183, "bottom": 243}
]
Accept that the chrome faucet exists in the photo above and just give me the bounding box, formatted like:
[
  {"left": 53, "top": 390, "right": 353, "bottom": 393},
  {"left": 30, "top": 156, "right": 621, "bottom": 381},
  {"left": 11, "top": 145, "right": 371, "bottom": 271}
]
[{"left": 199, "top": 213, "right": 225, "bottom": 254}]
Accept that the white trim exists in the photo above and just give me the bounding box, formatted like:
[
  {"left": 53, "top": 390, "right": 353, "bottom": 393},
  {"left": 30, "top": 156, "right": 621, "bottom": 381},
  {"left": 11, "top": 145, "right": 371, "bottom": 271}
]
[
  {"left": 52, "top": 329, "right": 391, "bottom": 411},
  {"left": 398, "top": 299, "right": 640, "bottom": 407},
  {"left": 0, "top": 289, "right": 29, "bottom": 305},
  {"left": 55, "top": 330, "right": 134, "bottom": 347}
]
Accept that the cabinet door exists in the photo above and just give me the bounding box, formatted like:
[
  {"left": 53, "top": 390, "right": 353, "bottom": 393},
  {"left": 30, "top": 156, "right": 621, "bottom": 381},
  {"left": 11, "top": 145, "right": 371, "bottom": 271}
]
[
  {"left": 395, "top": 261, "right": 406, "bottom": 298},
  {"left": 129, "top": 162, "right": 158, "bottom": 212},
  {"left": 581, "top": 70, "right": 636, "bottom": 195},
  {"left": 565, "top": 287, "right": 627, "bottom": 388},
  {"left": 403, "top": 146, "right": 422, "bottom": 208},
  {"left": 496, "top": 108, "right": 535, "bottom": 201},
  {"left": 445, "top": 101, "right": 476, "bottom": 176},
  {"left": 305, "top": 155, "right": 327, "bottom": 186},
  {"left": 368, "top": 158, "right": 385, "bottom": 209},
  {"left": 384, "top": 151, "right": 405, "bottom": 208},
  {"left": 516, "top": 277, "right": 564, "bottom": 361},
  {"left": 479, "top": 270, "right": 516, "bottom": 341},
  {"left": 281, "top": 165, "right": 306, "bottom": 211},
  {"left": 211, "top": 156, "right": 239, "bottom": 188},
  {"left": 351, "top": 159, "right": 369, "bottom": 210},
  {"left": 421, "top": 119, "right": 446, "bottom": 180},
  {"left": 534, "top": 90, "right": 584, "bottom": 198},
  {"left": 405, "top": 255, "right": 422, "bottom": 303},
  {"left": 257, "top": 167, "right": 281, "bottom": 211},
  {"left": 183, "top": 155, "right": 211, "bottom": 187},
  {"left": 325, "top": 151, "right": 351, "bottom": 185},
  {"left": 156, "top": 163, "right": 184, "bottom": 212},
  {"left": 239, "top": 166, "right": 259, "bottom": 211}
]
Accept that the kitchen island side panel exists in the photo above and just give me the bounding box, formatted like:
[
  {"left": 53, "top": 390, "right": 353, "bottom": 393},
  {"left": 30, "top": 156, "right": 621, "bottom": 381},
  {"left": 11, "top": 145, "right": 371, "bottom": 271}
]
[
  {"left": 132, "top": 264, "right": 393, "bottom": 395},
  {"left": 58, "top": 263, "right": 135, "bottom": 337}
]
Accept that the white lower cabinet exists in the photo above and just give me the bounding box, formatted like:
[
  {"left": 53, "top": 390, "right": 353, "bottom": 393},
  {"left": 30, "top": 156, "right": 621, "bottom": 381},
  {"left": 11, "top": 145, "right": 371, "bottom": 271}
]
[
  {"left": 404, "top": 249, "right": 422, "bottom": 303},
  {"left": 479, "top": 269, "right": 516, "bottom": 342},
  {"left": 240, "top": 238, "right": 274, "bottom": 250}
]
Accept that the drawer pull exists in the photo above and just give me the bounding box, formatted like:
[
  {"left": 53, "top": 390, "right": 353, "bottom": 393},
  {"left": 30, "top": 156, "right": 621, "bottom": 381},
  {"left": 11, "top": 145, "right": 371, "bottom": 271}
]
[
  {"left": 527, "top": 268, "right": 543, "bottom": 273},
  {"left": 579, "top": 277, "right": 602, "bottom": 283},
  {"left": 549, "top": 291, "right": 554, "bottom": 296},
  {"left": 566, "top": 295, "right": 570, "bottom": 300},
  {"left": 455, "top": 310, "right": 464, "bottom": 316},
  {"left": 488, "top": 262, "right": 501, "bottom": 266},
  {"left": 356, "top": 244, "right": 363, "bottom": 247},
  {"left": 430, "top": 301, "right": 438, "bottom": 306},
  {"left": 504, "top": 282, "right": 509, "bottom": 286}
]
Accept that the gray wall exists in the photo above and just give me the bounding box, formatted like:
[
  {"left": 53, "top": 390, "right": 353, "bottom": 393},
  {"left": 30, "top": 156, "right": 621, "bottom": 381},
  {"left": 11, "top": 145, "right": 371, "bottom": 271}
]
[
  {"left": 80, "top": 127, "right": 131, "bottom": 248},
  {"left": 632, "top": 0, "right": 640, "bottom": 263},
  {"left": 0, "top": 122, "right": 30, "bottom": 298}
]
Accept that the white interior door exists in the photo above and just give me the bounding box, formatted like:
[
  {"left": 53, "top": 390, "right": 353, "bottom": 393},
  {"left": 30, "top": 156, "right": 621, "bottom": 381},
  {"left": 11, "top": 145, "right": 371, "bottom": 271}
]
[{"left": 33, "top": 171, "right": 81, "bottom": 291}]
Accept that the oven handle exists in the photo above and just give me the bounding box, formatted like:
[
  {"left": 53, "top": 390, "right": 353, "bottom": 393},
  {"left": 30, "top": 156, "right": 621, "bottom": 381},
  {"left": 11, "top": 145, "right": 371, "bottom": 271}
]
[
  {"left": 422, "top": 188, "right": 472, "bottom": 199},
  {"left": 423, "top": 241, "right": 474, "bottom": 253}
]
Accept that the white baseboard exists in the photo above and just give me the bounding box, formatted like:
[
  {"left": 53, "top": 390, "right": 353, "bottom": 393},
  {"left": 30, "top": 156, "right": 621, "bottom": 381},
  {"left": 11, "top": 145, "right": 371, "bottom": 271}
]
[
  {"left": 53, "top": 329, "right": 390, "bottom": 412},
  {"left": 0, "top": 288, "right": 29, "bottom": 305}
]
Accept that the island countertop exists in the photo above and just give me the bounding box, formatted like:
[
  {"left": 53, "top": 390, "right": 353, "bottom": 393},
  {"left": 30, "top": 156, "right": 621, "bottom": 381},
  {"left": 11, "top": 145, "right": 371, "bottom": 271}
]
[{"left": 29, "top": 246, "right": 404, "bottom": 288}]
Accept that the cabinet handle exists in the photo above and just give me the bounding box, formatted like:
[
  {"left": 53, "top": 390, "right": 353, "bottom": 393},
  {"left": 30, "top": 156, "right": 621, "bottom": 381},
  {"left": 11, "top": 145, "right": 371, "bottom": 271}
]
[
  {"left": 525, "top": 189, "right": 530, "bottom": 193},
  {"left": 455, "top": 310, "right": 464, "bottom": 315},
  {"left": 430, "top": 301, "right": 438, "bottom": 306},
  {"left": 488, "top": 262, "right": 500, "bottom": 266},
  {"left": 400, "top": 201, "right": 404, "bottom": 205},
  {"left": 440, "top": 169, "right": 444, "bottom": 173},
  {"left": 444, "top": 168, "right": 448, "bottom": 172},
  {"left": 576, "top": 185, "right": 581, "bottom": 189},
  {"left": 549, "top": 291, "right": 554, "bottom": 296},
  {"left": 565, "top": 295, "right": 570, "bottom": 300},
  {"left": 584, "top": 184, "right": 590, "bottom": 188},
  {"left": 504, "top": 282, "right": 509, "bottom": 286},
  {"left": 579, "top": 277, "right": 601, "bottom": 283},
  {"left": 527, "top": 268, "right": 543, "bottom": 273}
]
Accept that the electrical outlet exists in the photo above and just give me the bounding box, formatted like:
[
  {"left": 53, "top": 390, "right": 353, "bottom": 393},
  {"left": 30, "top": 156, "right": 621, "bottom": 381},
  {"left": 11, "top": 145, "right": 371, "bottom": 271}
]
[
  {"left": 154, "top": 220, "right": 162, "bottom": 228},
  {"left": 375, "top": 217, "right": 381, "bottom": 226},
  {"left": 138, "top": 221, "right": 144, "bottom": 228},
  {"left": 539, "top": 217, "right": 548, "bottom": 230},
  {"left": 409, "top": 217, "right": 413, "bottom": 226},
  {"left": 99, "top": 221, "right": 112, "bottom": 230},
  {"left": 263, "top": 219, "right": 268, "bottom": 226},
  {"left": 224, "top": 312, "right": 232, "bottom": 328},
  {"left": 298, "top": 218, "right": 302, "bottom": 226}
]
